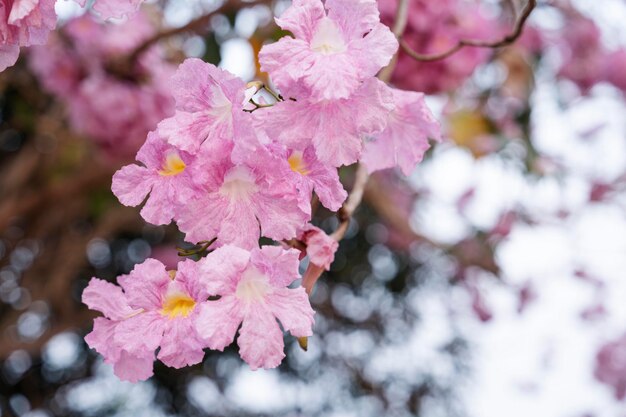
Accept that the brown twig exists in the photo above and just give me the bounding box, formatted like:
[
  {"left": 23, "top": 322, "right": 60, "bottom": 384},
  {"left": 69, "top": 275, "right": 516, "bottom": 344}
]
[
  {"left": 400, "top": 0, "right": 537, "bottom": 62},
  {"left": 330, "top": 164, "right": 369, "bottom": 242},
  {"left": 378, "top": 0, "right": 411, "bottom": 82}
]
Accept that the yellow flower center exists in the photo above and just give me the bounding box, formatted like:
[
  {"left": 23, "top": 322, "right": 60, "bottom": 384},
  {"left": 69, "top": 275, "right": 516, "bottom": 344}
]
[
  {"left": 161, "top": 293, "right": 196, "bottom": 319},
  {"left": 288, "top": 151, "right": 310, "bottom": 176},
  {"left": 159, "top": 153, "right": 186, "bottom": 176}
]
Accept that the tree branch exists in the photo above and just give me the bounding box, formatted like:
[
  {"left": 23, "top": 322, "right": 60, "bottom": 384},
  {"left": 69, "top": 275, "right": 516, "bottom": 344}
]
[
  {"left": 400, "top": 0, "right": 536, "bottom": 62},
  {"left": 330, "top": 164, "right": 369, "bottom": 241},
  {"left": 378, "top": 0, "right": 411, "bottom": 82}
]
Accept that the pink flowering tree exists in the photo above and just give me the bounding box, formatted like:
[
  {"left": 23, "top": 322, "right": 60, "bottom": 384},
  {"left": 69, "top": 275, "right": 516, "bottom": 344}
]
[{"left": 1, "top": 0, "right": 626, "bottom": 416}]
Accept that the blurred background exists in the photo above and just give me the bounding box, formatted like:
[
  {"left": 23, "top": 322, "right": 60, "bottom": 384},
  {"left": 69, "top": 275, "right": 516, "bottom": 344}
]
[{"left": 1, "top": 0, "right": 626, "bottom": 416}]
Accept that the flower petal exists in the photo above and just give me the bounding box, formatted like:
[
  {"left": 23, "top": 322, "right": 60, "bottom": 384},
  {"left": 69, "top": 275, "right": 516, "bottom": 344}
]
[
  {"left": 157, "top": 319, "right": 206, "bottom": 368},
  {"left": 112, "top": 350, "right": 155, "bottom": 382},
  {"left": 117, "top": 259, "right": 170, "bottom": 310},
  {"left": 268, "top": 287, "right": 315, "bottom": 338},
  {"left": 113, "top": 311, "right": 165, "bottom": 354},
  {"left": 274, "top": 0, "right": 325, "bottom": 41},
  {"left": 238, "top": 307, "right": 285, "bottom": 370},
  {"left": 361, "top": 88, "right": 441, "bottom": 175},
  {"left": 82, "top": 278, "right": 135, "bottom": 320},
  {"left": 251, "top": 246, "right": 301, "bottom": 288},
  {"left": 175, "top": 258, "right": 208, "bottom": 301},
  {"left": 85, "top": 317, "right": 122, "bottom": 362},
  {"left": 111, "top": 164, "right": 153, "bottom": 207},
  {"left": 195, "top": 295, "right": 243, "bottom": 350},
  {"left": 197, "top": 245, "right": 250, "bottom": 295}
]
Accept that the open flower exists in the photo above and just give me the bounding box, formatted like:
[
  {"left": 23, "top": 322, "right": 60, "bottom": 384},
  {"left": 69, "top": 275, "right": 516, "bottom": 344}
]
[
  {"left": 261, "top": 78, "right": 394, "bottom": 167},
  {"left": 83, "top": 259, "right": 211, "bottom": 381},
  {"left": 361, "top": 87, "right": 441, "bottom": 175},
  {"left": 259, "top": 0, "right": 397, "bottom": 101},
  {"left": 112, "top": 131, "right": 206, "bottom": 225},
  {"left": 195, "top": 245, "right": 315, "bottom": 369},
  {"left": 157, "top": 58, "right": 250, "bottom": 153},
  {"left": 176, "top": 142, "right": 309, "bottom": 249}
]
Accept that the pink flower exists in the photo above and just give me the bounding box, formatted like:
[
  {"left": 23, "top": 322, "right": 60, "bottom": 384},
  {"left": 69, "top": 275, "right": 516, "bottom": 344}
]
[
  {"left": 83, "top": 258, "right": 212, "bottom": 381},
  {"left": 259, "top": 0, "right": 397, "bottom": 101},
  {"left": 261, "top": 78, "right": 394, "bottom": 167},
  {"left": 195, "top": 245, "right": 315, "bottom": 370},
  {"left": 176, "top": 142, "right": 310, "bottom": 249},
  {"left": 298, "top": 224, "right": 337, "bottom": 270},
  {"left": 556, "top": 12, "right": 605, "bottom": 93},
  {"left": 112, "top": 131, "right": 207, "bottom": 225},
  {"left": 361, "top": 87, "right": 441, "bottom": 175},
  {"left": 68, "top": 76, "right": 174, "bottom": 157},
  {"left": 0, "top": 0, "right": 56, "bottom": 72},
  {"left": 378, "top": 0, "right": 499, "bottom": 94},
  {"left": 595, "top": 333, "right": 626, "bottom": 400},
  {"left": 157, "top": 58, "right": 250, "bottom": 153},
  {"left": 604, "top": 49, "right": 626, "bottom": 92},
  {"left": 266, "top": 144, "right": 347, "bottom": 211}
]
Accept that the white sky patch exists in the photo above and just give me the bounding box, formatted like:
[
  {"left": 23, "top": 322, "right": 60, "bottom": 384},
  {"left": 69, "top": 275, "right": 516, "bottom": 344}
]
[
  {"left": 408, "top": 60, "right": 626, "bottom": 416},
  {"left": 219, "top": 38, "right": 256, "bottom": 81}
]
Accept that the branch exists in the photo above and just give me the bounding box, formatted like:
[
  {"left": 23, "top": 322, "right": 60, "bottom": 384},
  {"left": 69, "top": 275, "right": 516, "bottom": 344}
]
[
  {"left": 330, "top": 164, "right": 369, "bottom": 242},
  {"left": 400, "top": 0, "right": 536, "bottom": 62},
  {"left": 378, "top": 0, "right": 411, "bottom": 83}
]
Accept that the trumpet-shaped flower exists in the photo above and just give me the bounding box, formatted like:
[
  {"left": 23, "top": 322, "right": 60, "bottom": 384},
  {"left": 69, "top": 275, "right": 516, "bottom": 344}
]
[
  {"left": 112, "top": 132, "right": 206, "bottom": 225},
  {"left": 157, "top": 58, "right": 250, "bottom": 153},
  {"left": 361, "top": 87, "right": 441, "bottom": 175},
  {"left": 297, "top": 224, "right": 338, "bottom": 270},
  {"left": 83, "top": 258, "right": 211, "bottom": 381},
  {"left": 259, "top": 0, "right": 397, "bottom": 101},
  {"left": 176, "top": 142, "right": 309, "bottom": 249},
  {"left": 195, "top": 245, "right": 315, "bottom": 369},
  {"left": 261, "top": 78, "right": 394, "bottom": 167}
]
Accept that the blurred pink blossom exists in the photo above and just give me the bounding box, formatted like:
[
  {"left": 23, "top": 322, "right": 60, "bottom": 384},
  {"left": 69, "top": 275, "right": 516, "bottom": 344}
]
[
  {"left": 29, "top": 13, "right": 174, "bottom": 158},
  {"left": 595, "top": 333, "right": 626, "bottom": 400},
  {"left": 378, "top": 0, "right": 500, "bottom": 94},
  {"left": 0, "top": 0, "right": 56, "bottom": 71}
]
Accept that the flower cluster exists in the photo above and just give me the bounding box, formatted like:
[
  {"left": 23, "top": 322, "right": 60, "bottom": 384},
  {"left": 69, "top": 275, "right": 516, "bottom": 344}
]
[
  {"left": 554, "top": 9, "right": 626, "bottom": 95},
  {"left": 29, "top": 13, "right": 174, "bottom": 158},
  {"left": 0, "top": 0, "right": 56, "bottom": 72},
  {"left": 84, "top": 246, "right": 313, "bottom": 380},
  {"left": 595, "top": 332, "right": 626, "bottom": 400},
  {"left": 85, "top": 0, "right": 441, "bottom": 381}
]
